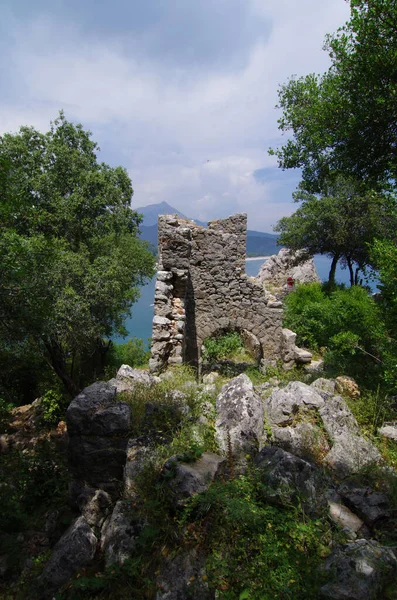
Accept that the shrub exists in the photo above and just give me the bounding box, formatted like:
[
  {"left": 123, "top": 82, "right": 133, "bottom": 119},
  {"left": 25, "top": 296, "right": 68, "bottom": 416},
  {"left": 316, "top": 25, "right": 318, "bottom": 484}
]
[
  {"left": 0, "top": 440, "right": 68, "bottom": 534},
  {"left": 0, "top": 397, "right": 14, "bottom": 433},
  {"left": 182, "top": 475, "right": 333, "bottom": 599},
  {"left": 283, "top": 283, "right": 387, "bottom": 386},
  {"left": 104, "top": 337, "right": 150, "bottom": 378},
  {"left": 203, "top": 332, "right": 244, "bottom": 361},
  {"left": 40, "top": 389, "right": 68, "bottom": 428}
]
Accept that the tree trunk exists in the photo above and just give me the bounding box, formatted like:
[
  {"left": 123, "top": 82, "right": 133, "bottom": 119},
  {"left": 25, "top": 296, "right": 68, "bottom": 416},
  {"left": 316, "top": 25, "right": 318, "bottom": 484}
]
[
  {"left": 44, "top": 339, "right": 80, "bottom": 397},
  {"left": 328, "top": 254, "right": 339, "bottom": 287}
]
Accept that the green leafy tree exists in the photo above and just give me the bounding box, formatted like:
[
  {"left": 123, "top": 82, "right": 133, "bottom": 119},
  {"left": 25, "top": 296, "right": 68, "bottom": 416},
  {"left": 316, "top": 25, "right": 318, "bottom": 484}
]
[
  {"left": 371, "top": 239, "right": 397, "bottom": 389},
  {"left": 270, "top": 0, "right": 397, "bottom": 192},
  {"left": 0, "top": 113, "right": 155, "bottom": 397},
  {"left": 283, "top": 282, "right": 386, "bottom": 385},
  {"left": 275, "top": 177, "right": 395, "bottom": 284}
]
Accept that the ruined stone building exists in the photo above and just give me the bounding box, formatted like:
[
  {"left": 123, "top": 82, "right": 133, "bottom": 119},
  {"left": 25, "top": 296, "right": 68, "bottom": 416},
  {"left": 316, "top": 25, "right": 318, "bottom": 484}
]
[{"left": 149, "top": 213, "right": 300, "bottom": 373}]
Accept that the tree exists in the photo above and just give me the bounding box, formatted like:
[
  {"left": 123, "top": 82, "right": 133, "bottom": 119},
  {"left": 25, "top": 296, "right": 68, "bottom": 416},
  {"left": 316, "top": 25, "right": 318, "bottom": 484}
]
[
  {"left": 270, "top": 0, "right": 397, "bottom": 193},
  {"left": 275, "top": 177, "right": 395, "bottom": 285},
  {"left": 0, "top": 113, "right": 155, "bottom": 397},
  {"left": 371, "top": 238, "right": 397, "bottom": 390}
]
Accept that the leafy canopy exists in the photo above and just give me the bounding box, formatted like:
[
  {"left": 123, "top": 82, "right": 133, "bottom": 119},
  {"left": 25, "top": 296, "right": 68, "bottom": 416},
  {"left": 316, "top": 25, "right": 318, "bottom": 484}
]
[
  {"left": 270, "top": 0, "right": 397, "bottom": 192},
  {"left": 275, "top": 177, "right": 395, "bottom": 284},
  {"left": 0, "top": 113, "right": 155, "bottom": 397}
]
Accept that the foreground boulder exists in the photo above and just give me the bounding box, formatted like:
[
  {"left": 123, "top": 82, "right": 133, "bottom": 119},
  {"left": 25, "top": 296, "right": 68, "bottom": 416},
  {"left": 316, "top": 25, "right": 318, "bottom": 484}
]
[
  {"left": 39, "top": 517, "right": 97, "bottom": 595},
  {"left": 319, "top": 539, "right": 397, "bottom": 599},
  {"left": 100, "top": 500, "right": 144, "bottom": 567},
  {"left": 265, "top": 380, "right": 324, "bottom": 425},
  {"left": 337, "top": 483, "right": 391, "bottom": 527},
  {"left": 265, "top": 381, "right": 381, "bottom": 476},
  {"left": 215, "top": 374, "right": 265, "bottom": 464},
  {"left": 163, "top": 452, "right": 225, "bottom": 507},
  {"left": 156, "top": 548, "right": 214, "bottom": 600},
  {"left": 255, "top": 446, "right": 329, "bottom": 516},
  {"left": 66, "top": 381, "right": 131, "bottom": 500},
  {"left": 319, "top": 395, "right": 381, "bottom": 477}
]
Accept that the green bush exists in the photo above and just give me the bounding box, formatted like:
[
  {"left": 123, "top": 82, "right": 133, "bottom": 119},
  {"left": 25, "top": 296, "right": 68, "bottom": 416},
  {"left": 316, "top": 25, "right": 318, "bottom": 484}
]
[
  {"left": 40, "top": 389, "right": 68, "bottom": 427},
  {"left": 203, "top": 332, "right": 244, "bottom": 361},
  {"left": 0, "top": 440, "right": 68, "bottom": 534},
  {"left": 104, "top": 337, "right": 150, "bottom": 378},
  {"left": 283, "top": 283, "right": 387, "bottom": 385},
  {"left": 182, "top": 475, "right": 333, "bottom": 599},
  {"left": 0, "top": 397, "right": 14, "bottom": 433}
]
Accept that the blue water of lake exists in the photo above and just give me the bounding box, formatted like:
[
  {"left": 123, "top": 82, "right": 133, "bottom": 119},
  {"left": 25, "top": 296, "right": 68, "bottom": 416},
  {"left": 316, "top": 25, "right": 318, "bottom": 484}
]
[{"left": 114, "top": 255, "right": 378, "bottom": 346}]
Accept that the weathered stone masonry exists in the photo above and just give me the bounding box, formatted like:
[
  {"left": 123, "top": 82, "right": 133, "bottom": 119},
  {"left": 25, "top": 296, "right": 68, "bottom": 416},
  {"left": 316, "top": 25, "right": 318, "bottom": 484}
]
[{"left": 149, "top": 213, "right": 288, "bottom": 373}]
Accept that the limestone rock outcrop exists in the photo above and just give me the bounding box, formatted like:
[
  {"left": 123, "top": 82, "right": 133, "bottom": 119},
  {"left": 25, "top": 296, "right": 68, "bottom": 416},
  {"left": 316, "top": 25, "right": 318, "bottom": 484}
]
[
  {"left": 66, "top": 381, "right": 131, "bottom": 500},
  {"left": 108, "top": 364, "right": 160, "bottom": 393},
  {"left": 39, "top": 516, "right": 97, "bottom": 594},
  {"left": 319, "top": 539, "right": 397, "bottom": 600},
  {"left": 255, "top": 446, "right": 329, "bottom": 516},
  {"left": 215, "top": 374, "right": 265, "bottom": 464},
  {"left": 163, "top": 452, "right": 225, "bottom": 507},
  {"left": 256, "top": 247, "right": 320, "bottom": 290},
  {"left": 264, "top": 380, "right": 381, "bottom": 476}
]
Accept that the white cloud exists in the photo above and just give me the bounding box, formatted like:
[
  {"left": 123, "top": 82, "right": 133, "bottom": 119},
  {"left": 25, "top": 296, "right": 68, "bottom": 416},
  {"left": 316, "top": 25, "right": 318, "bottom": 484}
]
[{"left": 0, "top": 0, "right": 351, "bottom": 230}]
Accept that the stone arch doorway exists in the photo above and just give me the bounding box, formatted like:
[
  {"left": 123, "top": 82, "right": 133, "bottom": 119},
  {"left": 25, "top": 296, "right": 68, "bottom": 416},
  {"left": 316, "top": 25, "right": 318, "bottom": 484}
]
[{"left": 198, "top": 323, "right": 264, "bottom": 378}]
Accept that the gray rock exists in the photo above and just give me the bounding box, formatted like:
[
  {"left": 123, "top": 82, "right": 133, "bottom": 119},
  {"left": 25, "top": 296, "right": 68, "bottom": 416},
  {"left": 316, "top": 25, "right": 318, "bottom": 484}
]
[
  {"left": 265, "top": 381, "right": 324, "bottom": 425},
  {"left": 311, "top": 378, "right": 336, "bottom": 395},
  {"left": 82, "top": 489, "right": 112, "bottom": 528},
  {"left": 215, "top": 374, "right": 265, "bottom": 460},
  {"left": 113, "top": 365, "right": 160, "bottom": 392},
  {"left": 319, "top": 395, "right": 381, "bottom": 476},
  {"left": 304, "top": 359, "right": 325, "bottom": 374},
  {"left": 163, "top": 452, "right": 225, "bottom": 507},
  {"left": 328, "top": 500, "right": 364, "bottom": 537},
  {"left": 281, "top": 328, "right": 296, "bottom": 362},
  {"left": 100, "top": 500, "right": 144, "bottom": 567},
  {"left": 265, "top": 388, "right": 301, "bottom": 426},
  {"left": 337, "top": 483, "right": 391, "bottom": 526},
  {"left": 40, "top": 517, "right": 97, "bottom": 593},
  {"left": 271, "top": 422, "right": 330, "bottom": 460},
  {"left": 319, "top": 395, "right": 361, "bottom": 438},
  {"left": 294, "top": 347, "right": 313, "bottom": 364},
  {"left": 268, "top": 300, "right": 283, "bottom": 308},
  {"left": 378, "top": 424, "right": 397, "bottom": 441},
  {"left": 124, "top": 438, "right": 152, "bottom": 499},
  {"left": 66, "top": 382, "right": 131, "bottom": 499},
  {"left": 156, "top": 548, "right": 214, "bottom": 600},
  {"left": 153, "top": 315, "right": 171, "bottom": 327},
  {"left": 324, "top": 435, "right": 381, "bottom": 478},
  {"left": 257, "top": 248, "right": 320, "bottom": 288},
  {"left": 255, "top": 446, "right": 329, "bottom": 515},
  {"left": 319, "top": 539, "right": 397, "bottom": 600},
  {"left": 66, "top": 381, "right": 130, "bottom": 437},
  {"left": 202, "top": 372, "right": 219, "bottom": 384}
]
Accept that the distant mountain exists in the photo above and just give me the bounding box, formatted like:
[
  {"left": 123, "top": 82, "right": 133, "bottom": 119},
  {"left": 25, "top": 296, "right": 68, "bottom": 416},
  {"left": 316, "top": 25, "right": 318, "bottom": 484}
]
[
  {"left": 135, "top": 201, "right": 188, "bottom": 227},
  {"left": 135, "top": 202, "right": 281, "bottom": 256}
]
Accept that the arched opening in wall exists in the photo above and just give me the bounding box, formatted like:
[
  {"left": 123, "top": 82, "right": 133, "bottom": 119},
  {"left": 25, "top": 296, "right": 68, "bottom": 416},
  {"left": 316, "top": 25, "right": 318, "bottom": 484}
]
[{"left": 201, "top": 327, "right": 263, "bottom": 377}]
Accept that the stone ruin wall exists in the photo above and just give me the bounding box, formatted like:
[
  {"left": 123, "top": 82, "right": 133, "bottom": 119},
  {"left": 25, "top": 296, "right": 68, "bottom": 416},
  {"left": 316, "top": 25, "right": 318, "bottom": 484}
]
[{"left": 149, "top": 213, "right": 289, "bottom": 373}]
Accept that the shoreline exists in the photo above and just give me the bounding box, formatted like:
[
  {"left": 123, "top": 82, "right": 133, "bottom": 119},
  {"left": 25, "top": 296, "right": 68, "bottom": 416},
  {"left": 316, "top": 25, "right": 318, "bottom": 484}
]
[{"left": 245, "top": 255, "right": 270, "bottom": 262}]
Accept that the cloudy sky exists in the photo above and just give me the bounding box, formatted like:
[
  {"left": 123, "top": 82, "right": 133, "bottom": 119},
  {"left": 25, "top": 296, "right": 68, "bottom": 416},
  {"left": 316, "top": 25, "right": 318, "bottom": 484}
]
[{"left": 1, "top": 0, "right": 351, "bottom": 231}]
